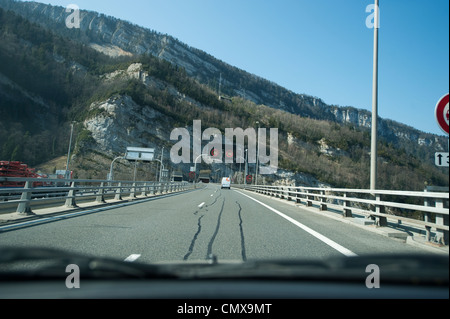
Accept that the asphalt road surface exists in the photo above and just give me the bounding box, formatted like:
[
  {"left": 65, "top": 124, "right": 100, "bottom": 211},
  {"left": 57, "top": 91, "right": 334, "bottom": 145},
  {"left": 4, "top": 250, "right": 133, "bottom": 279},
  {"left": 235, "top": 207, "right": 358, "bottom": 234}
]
[{"left": 0, "top": 184, "right": 431, "bottom": 264}]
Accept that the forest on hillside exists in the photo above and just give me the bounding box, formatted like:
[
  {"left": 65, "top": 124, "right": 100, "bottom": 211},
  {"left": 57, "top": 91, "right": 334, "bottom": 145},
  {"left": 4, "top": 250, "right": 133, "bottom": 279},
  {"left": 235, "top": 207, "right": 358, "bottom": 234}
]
[{"left": 0, "top": 7, "right": 448, "bottom": 190}]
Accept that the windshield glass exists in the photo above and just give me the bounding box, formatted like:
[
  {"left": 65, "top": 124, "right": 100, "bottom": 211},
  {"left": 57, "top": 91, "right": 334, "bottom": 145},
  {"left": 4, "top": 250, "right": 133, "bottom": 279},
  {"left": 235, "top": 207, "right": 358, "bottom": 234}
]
[{"left": 0, "top": 0, "right": 448, "bottom": 304}]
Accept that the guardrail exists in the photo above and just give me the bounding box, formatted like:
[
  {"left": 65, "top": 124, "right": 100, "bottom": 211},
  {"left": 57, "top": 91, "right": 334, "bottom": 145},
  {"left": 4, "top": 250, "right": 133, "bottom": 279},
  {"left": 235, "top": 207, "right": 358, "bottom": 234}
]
[
  {"left": 241, "top": 184, "right": 449, "bottom": 246},
  {"left": 0, "top": 177, "right": 193, "bottom": 216}
]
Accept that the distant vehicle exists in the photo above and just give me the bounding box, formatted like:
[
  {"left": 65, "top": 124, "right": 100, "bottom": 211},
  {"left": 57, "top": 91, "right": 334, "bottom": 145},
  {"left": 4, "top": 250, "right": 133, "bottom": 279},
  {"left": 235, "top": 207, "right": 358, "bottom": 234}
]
[
  {"left": 221, "top": 177, "right": 231, "bottom": 189},
  {"left": 198, "top": 170, "right": 211, "bottom": 183},
  {"left": 171, "top": 170, "right": 183, "bottom": 182}
]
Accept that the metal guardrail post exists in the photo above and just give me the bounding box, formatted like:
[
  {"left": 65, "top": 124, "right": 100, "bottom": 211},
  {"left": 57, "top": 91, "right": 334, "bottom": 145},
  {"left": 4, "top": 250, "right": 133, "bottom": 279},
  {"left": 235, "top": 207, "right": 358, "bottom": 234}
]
[
  {"left": 295, "top": 189, "right": 301, "bottom": 204},
  {"left": 150, "top": 183, "right": 156, "bottom": 195},
  {"left": 141, "top": 182, "right": 147, "bottom": 197},
  {"left": 96, "top": 182, "right": 106, "bottom": 203},
  {"left": 16, "top": 181, "right": 33, "bottom": 215},
  {"left": 434, "top": 198, "right": 448, "bottom": 245},
  {"left": 424, "top": 191, "right": 432, "bottom": 242},
  {"left": 287, "top": 187, "right": 293, "bottom": 201},
  {"left": 157, "top": 182, "right": 161, "bottom": 194},
  {"left": 343, "top": 193, "right": 353, "bottom": 217},
  {"left": 130, "top": 182, "right": 137, "bottom": 199},
  {"left": 306, "top": 190, "right": 312, "bottom": 207},
  {"left": 280, "top": 187, "right": 286, "bottom": 200},
  {"left": 424, "top": 186, "right": 449, "bottom": 245},
  {"left": 320, "top": 190, "right": 327, "bottom": 211},
  {"left": 65, "top": 181, "right": 77, "bottom": 208},
  {"left": 115, "top": 182, "right": 122, "bottom": 200},
  {"left": 374, "top": 194, "right": 387, "bottom": 226}
]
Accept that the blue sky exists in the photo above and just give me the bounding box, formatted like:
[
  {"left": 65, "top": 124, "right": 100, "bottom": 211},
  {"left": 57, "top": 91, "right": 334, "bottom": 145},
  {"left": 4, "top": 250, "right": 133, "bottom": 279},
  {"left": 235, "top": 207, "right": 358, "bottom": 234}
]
[{"left": 26, "top": 0, "right": 449, "bottom": 136}]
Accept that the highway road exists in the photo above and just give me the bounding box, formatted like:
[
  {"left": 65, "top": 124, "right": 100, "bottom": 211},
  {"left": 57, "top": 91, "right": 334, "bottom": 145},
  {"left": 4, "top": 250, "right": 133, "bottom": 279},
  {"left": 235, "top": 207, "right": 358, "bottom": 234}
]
[{"left": 0, "top": 184, "right": 432, "bottom": 264}]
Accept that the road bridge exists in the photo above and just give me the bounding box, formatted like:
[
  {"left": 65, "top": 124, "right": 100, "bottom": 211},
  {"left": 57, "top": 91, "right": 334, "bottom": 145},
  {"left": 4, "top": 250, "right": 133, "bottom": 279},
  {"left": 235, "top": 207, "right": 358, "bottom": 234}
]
[{"left": 1, "top": 180, "right": 447, "bottom": 263}]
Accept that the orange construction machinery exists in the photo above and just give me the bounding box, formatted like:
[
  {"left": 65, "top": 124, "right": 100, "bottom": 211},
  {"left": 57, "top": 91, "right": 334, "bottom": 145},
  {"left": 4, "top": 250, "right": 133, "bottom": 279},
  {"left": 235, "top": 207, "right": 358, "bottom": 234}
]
[{"left": 0, "top": 161, "right": 45, "bottom": 188}]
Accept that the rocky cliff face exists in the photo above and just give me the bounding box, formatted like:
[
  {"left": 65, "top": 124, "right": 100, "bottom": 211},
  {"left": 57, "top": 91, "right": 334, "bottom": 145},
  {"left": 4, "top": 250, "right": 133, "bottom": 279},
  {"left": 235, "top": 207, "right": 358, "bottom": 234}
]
[
  {"left": 84, "top": 95, "right": 169, "bottom": 154},
  {"left": 0, "top": 0, "right": 447, "bottom": 152},
  {"left": 83, "top": 63, "right": 176, "bottom": 155}
]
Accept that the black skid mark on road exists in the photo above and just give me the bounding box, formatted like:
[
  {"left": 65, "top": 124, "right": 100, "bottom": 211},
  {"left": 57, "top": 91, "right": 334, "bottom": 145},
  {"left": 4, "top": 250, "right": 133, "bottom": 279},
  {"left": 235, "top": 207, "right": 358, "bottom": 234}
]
[
  {"left": 206, "top": 192, "right": 222, "bottom": 208},
  {"left": 236, "top": 201, "right": 247, "bottom": 261},
  {"left": 183, "top": 214, "right": 204, "bottom": 260},
  {"left": 206, "top": 198, "right": 225, "bottom": 259},
  {"left": 192, "top": 193, "right": 221, "bottom": 216}
]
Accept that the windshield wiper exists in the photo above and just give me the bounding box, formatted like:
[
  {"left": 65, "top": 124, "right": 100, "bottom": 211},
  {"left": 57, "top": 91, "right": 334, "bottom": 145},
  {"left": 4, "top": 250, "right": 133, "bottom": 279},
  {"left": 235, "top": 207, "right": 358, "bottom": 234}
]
[
  {"left": 0, "top": 246, "right": 177, "bottom": 280},
  {"left": 162, "top": 254, "right": 448, "bottom": 286},
  {"left": 0, "top": 247, "right": 447, "bottom": 286}
]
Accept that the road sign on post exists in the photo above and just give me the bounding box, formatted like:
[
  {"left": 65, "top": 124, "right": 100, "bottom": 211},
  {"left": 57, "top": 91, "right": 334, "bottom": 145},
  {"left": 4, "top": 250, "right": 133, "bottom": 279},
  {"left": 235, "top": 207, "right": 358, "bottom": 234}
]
[
  {"left": 435, "top": 93, "right": 449, "bottom": 135},
  {"left": 125, "top": 147, "right": 154, "bottom": 161},
  {"left": 160, "top": 169, "right": 169, "bottom": 182},
  {"left": 435, "top": 152, "right": 449, "bottom": 167}
]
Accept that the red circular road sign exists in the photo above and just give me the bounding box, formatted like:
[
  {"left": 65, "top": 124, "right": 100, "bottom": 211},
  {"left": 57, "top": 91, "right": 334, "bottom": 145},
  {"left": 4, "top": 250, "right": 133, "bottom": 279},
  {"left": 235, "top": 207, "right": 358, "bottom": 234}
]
[
  {"left": 435, "top": 93, "right": 449, "bottom": 135},
  {"left": 210, "top": 148, "right": 219, "bottom": 157},
  {"left": 246, "top": 175, "right": 253, "bottom": 183},
  {"left": 189, "top": 171, "right": 195, "bottom": 179}
]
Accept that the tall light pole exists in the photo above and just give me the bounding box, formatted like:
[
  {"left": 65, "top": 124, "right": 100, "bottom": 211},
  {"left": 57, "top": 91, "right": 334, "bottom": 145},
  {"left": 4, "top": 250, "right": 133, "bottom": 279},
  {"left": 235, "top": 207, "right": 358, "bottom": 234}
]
[
  {"left": 236, "top": 155, "right": 245, "bottom": 184},
  {"left": 244, "top": 148, "right": 248, "bottom": 188},
  {"left": 370, "top": 0, "right": 380, "bottom": 191},
  {"left": 108, "top": 155, "right": 124, "bottom": 181},
  {"left": 159, "top": 147, "right": 164, "bottom": 182},
  {"left": 154, "top": 159, "right": 164, "bottom": 182},
  {"left": 65, "top": 121, "right": 75, "bottom": 180},
  {"left": 255, "top": 121, "right": 260, "bottom": 185}
]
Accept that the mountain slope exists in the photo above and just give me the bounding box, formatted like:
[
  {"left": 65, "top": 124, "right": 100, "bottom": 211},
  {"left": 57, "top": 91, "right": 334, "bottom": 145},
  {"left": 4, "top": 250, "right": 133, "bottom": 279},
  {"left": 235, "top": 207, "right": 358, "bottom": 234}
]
[
  {"left": 1, "top": 0, "right": 447, "bottom": 151},
  {"left": 0, "top": 2, "right": 448, "bottom": 190}
]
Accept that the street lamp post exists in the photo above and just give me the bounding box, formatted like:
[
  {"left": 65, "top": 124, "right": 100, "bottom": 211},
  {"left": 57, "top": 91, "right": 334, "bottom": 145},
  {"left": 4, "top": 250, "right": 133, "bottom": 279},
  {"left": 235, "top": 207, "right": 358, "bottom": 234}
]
[
  {"left": 154, "top": 159, "right": 164, "bottom": 182},
  {"left": 159, "top": 147, "right": 164, "bottom": 182},
  {"left": 108, "top": 156, "right": 124, "bottom": 181},
  {"left": 236, "top": 155, "right": 245, "bottom": 184},
  {"left": 65, "top": 122, "right": 75, "bottom": 180},
  {"left": 244, "top": 148, "right": 248, "bottom": 188},
  {"left": 370, "top": 0, "right": 380, "bottom": 191},
  {"left": 255, "top": 121, "right": 260, "bottom": 185}
]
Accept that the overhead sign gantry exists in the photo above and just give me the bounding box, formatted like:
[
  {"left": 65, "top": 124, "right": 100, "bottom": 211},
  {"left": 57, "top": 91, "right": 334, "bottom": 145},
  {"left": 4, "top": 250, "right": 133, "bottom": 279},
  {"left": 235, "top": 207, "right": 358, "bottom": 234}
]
[{"left": 125, "top": 147, "right": 155, "bottom": 161}]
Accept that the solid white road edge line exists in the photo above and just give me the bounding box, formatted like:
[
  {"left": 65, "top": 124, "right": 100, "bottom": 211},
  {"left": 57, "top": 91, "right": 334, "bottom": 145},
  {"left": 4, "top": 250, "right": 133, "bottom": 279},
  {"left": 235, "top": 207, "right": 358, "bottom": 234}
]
[
  {"left": 235, "top": 191, "right": 358, "bottom": 257},
  {"left": 124, "top": 254, "right": 141, "bottom": 262}
]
